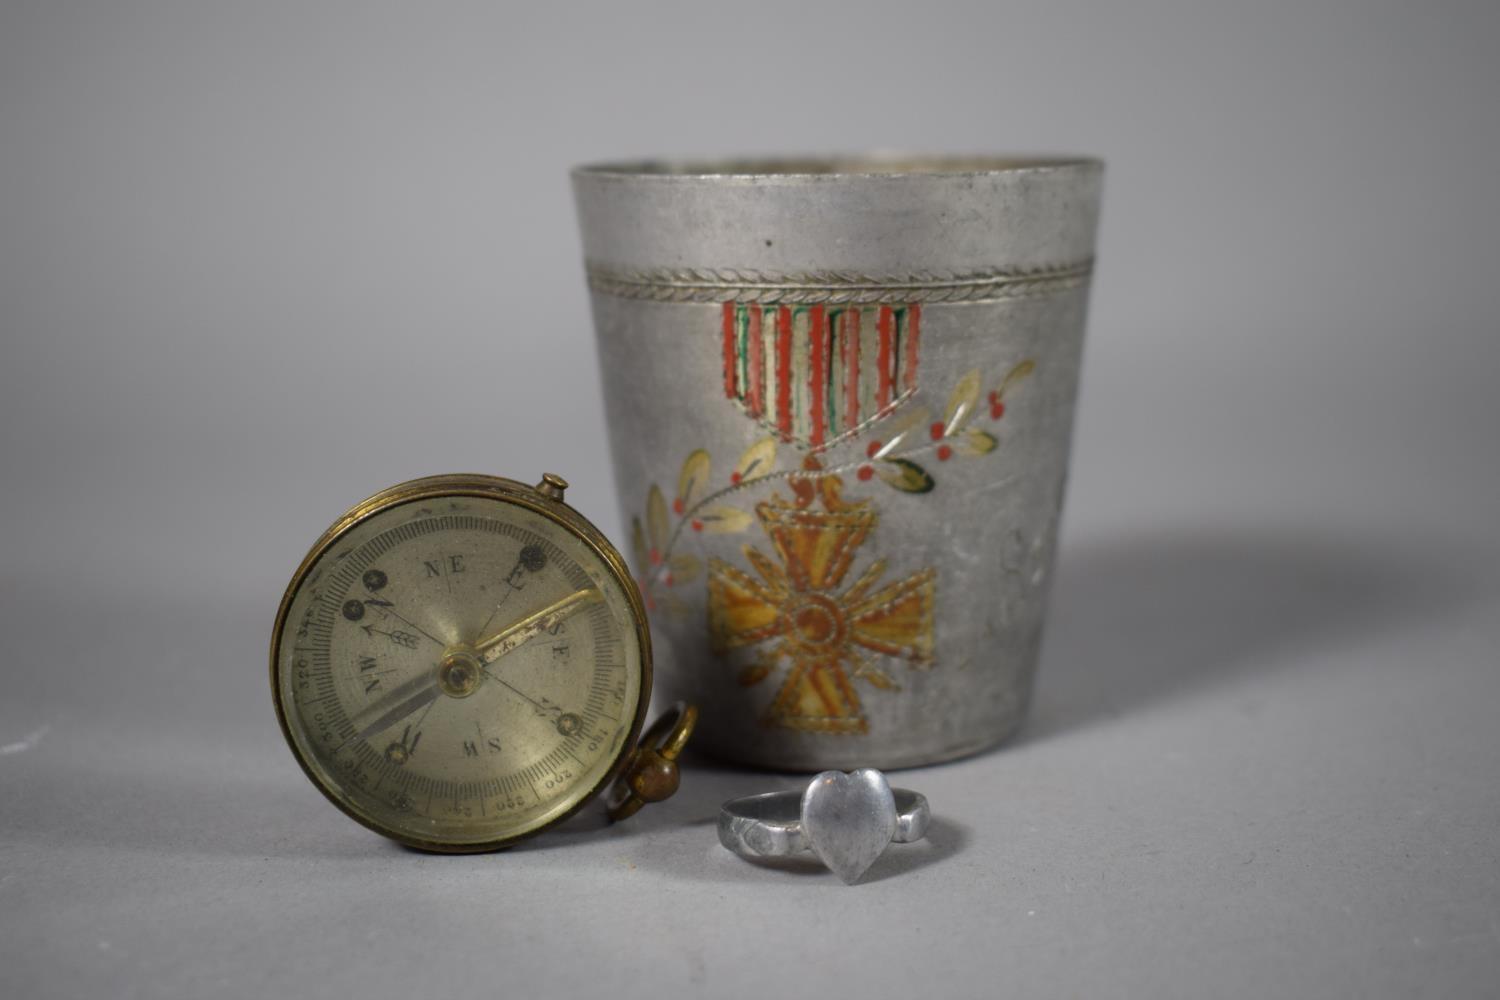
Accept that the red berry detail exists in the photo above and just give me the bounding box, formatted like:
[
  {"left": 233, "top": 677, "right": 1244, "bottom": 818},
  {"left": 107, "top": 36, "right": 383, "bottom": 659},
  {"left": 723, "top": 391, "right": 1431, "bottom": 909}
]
[
  {"left": 672, "top": 497, "right": 685, "bottom": 515},
  {"left": 663, "top": 573, "right": 674, "bottom": 587},
  {"left": 937, "top": 445, "right": 954, "bottom": 461},
  {"left": 648, "top": 548, "right": 661, "bottom": 565},
  {"left": 857, "top": 465, "right": 874, "bottom": 481},
  {"left": 866, "top": 441, "right": 882, "bottom": 459},
  {"left": 730, "top": 471, "right": 742, "bottom": 485},
  {"left": 691, "top": 519, "right": 703, "bottom": 532},
  {"left": 930, "top": 422, "right": 945, "bottom": 440},
  {"left": 988, "top": 390, "right": 999, "bottom": 404},
  {"left": 991, "top": 401, "right": 1005, "bottom": 419}
]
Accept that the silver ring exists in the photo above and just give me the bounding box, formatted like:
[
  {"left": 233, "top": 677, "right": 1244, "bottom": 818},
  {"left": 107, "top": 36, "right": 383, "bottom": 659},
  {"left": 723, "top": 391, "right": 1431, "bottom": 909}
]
[{"left": 718, "top": 768, "right": 930, "bottom": 884}]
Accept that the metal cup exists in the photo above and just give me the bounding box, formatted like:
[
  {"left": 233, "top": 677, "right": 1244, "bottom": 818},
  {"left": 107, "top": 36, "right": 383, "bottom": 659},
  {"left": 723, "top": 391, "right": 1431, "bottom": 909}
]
[{"left": 573, "top": 156, "right": 1103, "bottom": 770}]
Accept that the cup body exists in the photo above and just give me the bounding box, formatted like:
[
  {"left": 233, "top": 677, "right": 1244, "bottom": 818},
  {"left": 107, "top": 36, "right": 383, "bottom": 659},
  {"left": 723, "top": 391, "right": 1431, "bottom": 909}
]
[{"left": 573, "top": 156, "right": 1102, "bottom": 770}]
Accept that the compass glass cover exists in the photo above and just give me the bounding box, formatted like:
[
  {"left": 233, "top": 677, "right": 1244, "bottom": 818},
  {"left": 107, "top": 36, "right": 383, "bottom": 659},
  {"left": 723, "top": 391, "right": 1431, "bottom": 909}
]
[{"left": 273, "top": 488, "right": 645, "bottom": 849}]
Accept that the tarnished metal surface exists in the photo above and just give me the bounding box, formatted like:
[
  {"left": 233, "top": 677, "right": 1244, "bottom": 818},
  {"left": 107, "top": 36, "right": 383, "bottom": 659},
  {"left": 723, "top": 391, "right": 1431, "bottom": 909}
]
[
  {"left": 574, "top": 157, "right": 1103, "bottom": 769},
  {"left": 718, "top": 773, "right": 931, "bottom": 884},
  {"left": 714, "top": 773, "right": 924, "bottom": 887}
]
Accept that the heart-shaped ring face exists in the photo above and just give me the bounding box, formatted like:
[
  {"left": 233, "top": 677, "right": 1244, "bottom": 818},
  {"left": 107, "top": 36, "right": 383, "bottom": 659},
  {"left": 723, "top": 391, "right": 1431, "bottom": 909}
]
[{"left": 800, "top": 769, "right": 898, "bottom": 884}]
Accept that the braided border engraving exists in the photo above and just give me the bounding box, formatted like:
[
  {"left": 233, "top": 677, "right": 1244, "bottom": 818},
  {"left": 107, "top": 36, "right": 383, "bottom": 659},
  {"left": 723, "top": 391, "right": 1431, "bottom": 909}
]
[{"left": 585, "top": 259, "right": 1093, "bottom": 304}]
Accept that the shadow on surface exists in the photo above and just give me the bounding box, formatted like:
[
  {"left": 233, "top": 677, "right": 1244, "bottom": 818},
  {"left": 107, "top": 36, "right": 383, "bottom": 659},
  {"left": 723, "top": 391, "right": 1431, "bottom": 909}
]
[
  {"left": 1022, "top": 530, "right": 1484, "bottom": 744},
  {"left": 507, "top": 757, "right": 790, "bottom": 853}
]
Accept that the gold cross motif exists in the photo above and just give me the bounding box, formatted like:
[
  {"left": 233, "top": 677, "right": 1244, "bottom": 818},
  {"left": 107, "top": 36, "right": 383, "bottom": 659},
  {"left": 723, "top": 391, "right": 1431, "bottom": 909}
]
[{"left": 707, "top": 460, "right": 936, "bottom": 734}]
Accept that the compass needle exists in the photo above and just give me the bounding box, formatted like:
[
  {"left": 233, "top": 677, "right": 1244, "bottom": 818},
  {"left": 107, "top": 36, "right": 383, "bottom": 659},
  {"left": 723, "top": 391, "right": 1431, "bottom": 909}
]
[
  {"left": 336, "top": 672, "right": 441, "bottom": 751},
  {"left": 271, "top": 474, "right": 663, "bottom": 852},
  {"left": 474, "top": 587, "right": 604, "bottom": 666}
]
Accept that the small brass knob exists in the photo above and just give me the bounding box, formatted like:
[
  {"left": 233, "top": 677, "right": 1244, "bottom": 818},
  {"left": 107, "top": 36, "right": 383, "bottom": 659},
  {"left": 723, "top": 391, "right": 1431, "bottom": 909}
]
[
  {"left": 535, "top": 473, "right": 569, "bottom": 501},
  {"left": 627, "top": 747, "right": 681, "bottom": 802}
]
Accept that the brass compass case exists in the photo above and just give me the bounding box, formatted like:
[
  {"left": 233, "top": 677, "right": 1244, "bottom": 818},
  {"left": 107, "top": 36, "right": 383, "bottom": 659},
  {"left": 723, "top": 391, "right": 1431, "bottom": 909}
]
[{"left": 270, "top": 474, "right": 653, "bottom": 852}]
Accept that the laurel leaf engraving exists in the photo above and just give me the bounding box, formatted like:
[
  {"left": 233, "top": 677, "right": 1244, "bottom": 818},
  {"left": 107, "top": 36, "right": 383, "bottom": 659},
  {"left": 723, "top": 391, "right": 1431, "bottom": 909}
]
[
  {"left": 734, "top": 437, "right": 778, "bottom": 483},
  {"left": 630, "top": 517, "right": 648, "bottom": 573},
  {"left": 696, "top": 505, "right": 756, "bottom": 533},
  {"left": 677, "top": 449, "right": 711, "bottom": 510},
  {"left": 998, "top": 358, "right": 1037, "bottom": 398},
  {"left": 870, "top": 405, "right": 930, "bottom": 459},
  {"left": 646, "top": 485, "right": 669, "bottom": 556},
  {"left": 960, "top": 428, "right": 999, "bottom": 455},
  {"left": 944, "top": 369, "right": 983, "bottom": 435},
  {"left": 876, "top": 459, "right": 936, "bottom": 494},
  {"left": 668, "top": 552, "right": 701, "bottom": 584}
]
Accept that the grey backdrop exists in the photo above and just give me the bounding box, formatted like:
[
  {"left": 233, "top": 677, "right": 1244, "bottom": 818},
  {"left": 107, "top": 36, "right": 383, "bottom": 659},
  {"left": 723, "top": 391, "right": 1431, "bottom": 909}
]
[{"left": 2, "top": 2, "right": 1497, "bottom": 999}]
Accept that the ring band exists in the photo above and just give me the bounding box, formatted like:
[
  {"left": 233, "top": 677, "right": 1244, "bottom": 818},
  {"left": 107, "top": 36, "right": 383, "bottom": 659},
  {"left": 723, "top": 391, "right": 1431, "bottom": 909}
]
[{"left": 718, "top": 788, "right": 930, "bottom": 856}]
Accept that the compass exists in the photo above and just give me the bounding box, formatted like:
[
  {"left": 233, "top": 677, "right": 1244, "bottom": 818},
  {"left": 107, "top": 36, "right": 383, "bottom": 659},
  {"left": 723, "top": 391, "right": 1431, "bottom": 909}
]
[{"left": 270, "top": 473, "right": 694, "bottom": 852}]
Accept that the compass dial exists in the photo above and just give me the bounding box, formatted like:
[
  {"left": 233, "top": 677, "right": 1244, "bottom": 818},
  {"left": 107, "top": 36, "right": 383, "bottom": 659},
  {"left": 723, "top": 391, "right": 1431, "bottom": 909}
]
[{"left": 271, "top": 476, "right": 648, "bottom": 851}]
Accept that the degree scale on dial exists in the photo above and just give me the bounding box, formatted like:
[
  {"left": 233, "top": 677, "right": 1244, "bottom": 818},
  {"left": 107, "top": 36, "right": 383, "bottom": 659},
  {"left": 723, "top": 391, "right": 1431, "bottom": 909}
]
[{"left": 273, "top": 481, "right": 647, "bottom": 851}]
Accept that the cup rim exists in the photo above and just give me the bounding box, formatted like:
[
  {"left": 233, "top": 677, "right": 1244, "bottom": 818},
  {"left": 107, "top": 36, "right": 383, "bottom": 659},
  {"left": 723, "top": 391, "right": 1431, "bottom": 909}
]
[{"left": 572, "top": 153, "right": 1103, "bottom": 180}]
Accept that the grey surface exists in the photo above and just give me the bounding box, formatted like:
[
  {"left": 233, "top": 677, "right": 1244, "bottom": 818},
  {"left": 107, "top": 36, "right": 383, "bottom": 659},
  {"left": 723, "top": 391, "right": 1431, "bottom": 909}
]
[{"left": 2, "top": 2, "right": 1499, "bottom": 998}]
